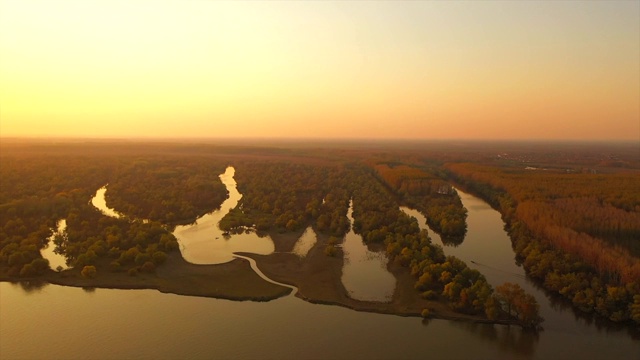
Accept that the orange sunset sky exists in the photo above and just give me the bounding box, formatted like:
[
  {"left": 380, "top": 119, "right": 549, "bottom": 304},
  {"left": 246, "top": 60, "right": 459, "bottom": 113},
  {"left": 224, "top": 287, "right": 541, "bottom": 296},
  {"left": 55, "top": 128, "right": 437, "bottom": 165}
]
[{"left": 0, "top": 0, "right": 638, "bottom": 141}]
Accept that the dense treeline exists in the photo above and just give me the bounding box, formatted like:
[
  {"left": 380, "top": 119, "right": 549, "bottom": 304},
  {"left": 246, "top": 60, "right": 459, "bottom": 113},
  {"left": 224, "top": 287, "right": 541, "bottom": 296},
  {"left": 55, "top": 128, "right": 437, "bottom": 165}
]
[
  {"left": 342, "top": 165, "right": 541, "bottom": 327},
  {"left": 0, "top": 154, "right": 113, "bottom": 277},
  {"left": 446, "top": 163, "right": 640, "bottom": 324},
  {"left": 376, "top": 198, "right": 540, "bottom": 326},
  {"left": 0, "top": 154, "right": 112, "bottom": 204},
  {"left": 60, "top": 202, "right": 178, "bottom": 275},
  {"left": 106, "top": 157, "right": 228, "bottom": 224},
  {"left": 373, "top": 164, "right": 467, "bottom": 243},
  {"left": 0, "top": 151, "right": 187, "bottom": 278},
  {"left": 1, "top": 209, "right": 56, "bottom": 277},
  {"left": 350, "top": 165, "right": 421, "bottom": 244},
  {"left": 214, "top": 159, "right": 541, "bottom": 326}
]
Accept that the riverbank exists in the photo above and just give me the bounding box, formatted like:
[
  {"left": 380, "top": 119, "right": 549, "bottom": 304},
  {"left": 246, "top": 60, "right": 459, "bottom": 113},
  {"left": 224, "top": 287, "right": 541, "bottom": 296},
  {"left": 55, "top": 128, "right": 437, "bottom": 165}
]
[
  {"left": 1, "top": 228, "right": 515, "bottom": 325},
  {"left": 241, "top": 230, "right": 509, "bottom": 324},
  {"left": 0, "top": 251, "right": 291, "bottom": 301}
]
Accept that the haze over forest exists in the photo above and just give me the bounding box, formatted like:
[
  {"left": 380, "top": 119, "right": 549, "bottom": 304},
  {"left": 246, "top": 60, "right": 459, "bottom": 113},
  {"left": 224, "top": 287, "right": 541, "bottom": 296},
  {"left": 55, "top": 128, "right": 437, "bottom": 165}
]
[{"left": 1, "top": 0, "right": 638, "bottom": 141}]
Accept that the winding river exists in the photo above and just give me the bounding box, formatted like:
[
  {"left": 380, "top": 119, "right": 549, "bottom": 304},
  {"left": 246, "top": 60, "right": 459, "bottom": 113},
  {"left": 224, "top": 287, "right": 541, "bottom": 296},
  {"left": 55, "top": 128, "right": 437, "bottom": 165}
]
[
  {"left": 3, "top": 174, "right": 638, "bottom": 359},
  {"left": 88, "top": 167, "right": 275, "bottom": 265},
  {"left": 172, "top": 167, "right": 274, "bottom": 264}
]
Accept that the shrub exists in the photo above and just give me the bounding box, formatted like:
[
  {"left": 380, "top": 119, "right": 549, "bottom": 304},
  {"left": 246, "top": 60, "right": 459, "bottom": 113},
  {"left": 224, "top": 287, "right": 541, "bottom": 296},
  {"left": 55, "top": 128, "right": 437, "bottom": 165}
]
[
  {"left": 324, "top": 245, "right": 337, "bottom": 257},
  {"left": 81, "top": 265, "right": 97, "bottom": 279},
  {"left": 421, "top": 290, "right": 437, "bottom": 300}
]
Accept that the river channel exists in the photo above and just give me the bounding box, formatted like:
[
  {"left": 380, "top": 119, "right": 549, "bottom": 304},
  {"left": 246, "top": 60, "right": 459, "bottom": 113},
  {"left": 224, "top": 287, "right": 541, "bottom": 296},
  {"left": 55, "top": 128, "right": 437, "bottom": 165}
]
[
  {"left": 172, "top": 167, "right": 275, "bottom": 264},
  {"left": 2, "top": 171, "right": 638, "bottom": 359}
]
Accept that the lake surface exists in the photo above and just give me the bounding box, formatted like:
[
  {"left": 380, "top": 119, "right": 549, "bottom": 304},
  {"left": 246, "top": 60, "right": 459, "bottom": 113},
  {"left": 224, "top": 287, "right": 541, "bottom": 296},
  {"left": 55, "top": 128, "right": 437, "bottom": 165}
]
[{"left": 2, "top": 180, "right": 638, "bottom": 359}]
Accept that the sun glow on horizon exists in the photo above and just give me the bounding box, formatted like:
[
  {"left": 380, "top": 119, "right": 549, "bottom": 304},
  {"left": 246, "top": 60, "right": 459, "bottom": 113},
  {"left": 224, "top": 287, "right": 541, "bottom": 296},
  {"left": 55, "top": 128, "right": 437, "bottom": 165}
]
[{"left": 1, "top": 0, "right": 638, "bottom": 141}]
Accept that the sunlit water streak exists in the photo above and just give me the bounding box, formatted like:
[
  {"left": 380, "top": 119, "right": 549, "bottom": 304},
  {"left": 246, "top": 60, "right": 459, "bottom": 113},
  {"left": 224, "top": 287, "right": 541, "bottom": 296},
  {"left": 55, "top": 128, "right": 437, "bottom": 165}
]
[
  {"left": 171, "top": 167, "right": 275, "bottom": 264},
  {"left": 90, "top": 167, "right": 276, "bottom": 265},
  {"left": 91, "top": 186, "right": 123, "bottom": 219}
]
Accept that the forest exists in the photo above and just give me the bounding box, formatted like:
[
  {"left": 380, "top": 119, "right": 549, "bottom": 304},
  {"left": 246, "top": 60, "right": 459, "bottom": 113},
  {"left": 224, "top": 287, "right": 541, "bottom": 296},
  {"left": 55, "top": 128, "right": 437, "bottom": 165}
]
[
  {"left": 445, "top": 162, "right": 640, "bottom": 323},
  {"left": 217, "top": 158, "right": 541, "bottom": 326},
  {"left": 372, "top": 163, "right": 467, "bottom": 244},
  {"left": 0, "top": 140, "right": 637, "bottom": 327}
]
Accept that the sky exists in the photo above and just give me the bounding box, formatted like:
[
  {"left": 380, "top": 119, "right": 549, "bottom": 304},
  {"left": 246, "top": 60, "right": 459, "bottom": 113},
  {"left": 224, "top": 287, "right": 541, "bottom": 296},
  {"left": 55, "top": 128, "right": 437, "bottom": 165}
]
[{"left": 0, "top": 0, "right": 638, "bottom": 141}]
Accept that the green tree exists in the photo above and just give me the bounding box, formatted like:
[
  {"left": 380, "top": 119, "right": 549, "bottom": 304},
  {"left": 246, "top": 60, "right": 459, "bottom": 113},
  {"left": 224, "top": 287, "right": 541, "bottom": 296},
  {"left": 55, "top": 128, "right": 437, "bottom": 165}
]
[{"left": 324, "top": 245, "right": 337, "bottom": 257}]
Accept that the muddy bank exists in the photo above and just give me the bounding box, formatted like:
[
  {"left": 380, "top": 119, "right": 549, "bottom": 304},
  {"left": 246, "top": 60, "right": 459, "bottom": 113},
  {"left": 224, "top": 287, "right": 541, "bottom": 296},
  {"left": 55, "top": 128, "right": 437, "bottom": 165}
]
[
  {"left": 2, "top": 230, "right": 515, "bottom": 325},
  {"left": 1, "top": 252, "right": 291, "bottom": 301},
  {"left": 243, "top": 232, "right": 503, "bottom": 323}
]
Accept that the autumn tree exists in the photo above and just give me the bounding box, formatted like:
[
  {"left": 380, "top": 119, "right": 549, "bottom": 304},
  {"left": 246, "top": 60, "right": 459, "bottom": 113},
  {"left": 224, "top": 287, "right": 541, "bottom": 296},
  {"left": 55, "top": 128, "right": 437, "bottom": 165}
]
[{"left": 494, "top": 282, "right": 543, "bottom": 328}]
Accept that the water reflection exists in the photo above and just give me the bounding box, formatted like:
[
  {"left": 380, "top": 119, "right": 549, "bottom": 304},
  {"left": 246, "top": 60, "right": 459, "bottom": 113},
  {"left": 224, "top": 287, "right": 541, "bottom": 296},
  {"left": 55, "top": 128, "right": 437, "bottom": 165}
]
[
  {"left": 0, "top": 282, "right": 552, "bottom": 360},
  {"left": 341, "top": 201, "right": 395, "bottom": 302},
  {"left": 450, "top": 321, "right": 538, "bottom": 358},
  {"left": 11, "top": 280, "right": 49, "bottom": 293},
  {"left": 172, "top": 167, "right": 275, "bottom": 264},
  {"left": 292, "top": 227, "right": 317, "bottom": 257}
]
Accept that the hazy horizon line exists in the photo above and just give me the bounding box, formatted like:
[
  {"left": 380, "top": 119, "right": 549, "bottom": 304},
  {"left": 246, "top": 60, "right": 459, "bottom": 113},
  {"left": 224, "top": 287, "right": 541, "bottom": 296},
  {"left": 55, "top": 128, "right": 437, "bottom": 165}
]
[{"left": 1, "top": 135, "right": 637, "bottom": 145}]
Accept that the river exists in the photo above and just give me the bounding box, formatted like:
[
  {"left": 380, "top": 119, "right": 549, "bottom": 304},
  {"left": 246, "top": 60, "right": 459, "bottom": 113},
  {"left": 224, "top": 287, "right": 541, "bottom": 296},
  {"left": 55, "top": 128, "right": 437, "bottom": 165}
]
[
  {"left": 172, "top": 167, "right": 275, "bottom": 264},
  {"left": 3, "top": 173, "right": 638, "bottom": 359}
]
